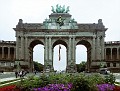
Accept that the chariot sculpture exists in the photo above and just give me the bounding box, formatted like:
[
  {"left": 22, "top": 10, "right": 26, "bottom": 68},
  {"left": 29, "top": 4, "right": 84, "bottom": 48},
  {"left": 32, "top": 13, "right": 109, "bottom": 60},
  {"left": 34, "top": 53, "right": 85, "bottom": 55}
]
[{"left": 51, "top": 4, "right": 70, "bottom": 13}]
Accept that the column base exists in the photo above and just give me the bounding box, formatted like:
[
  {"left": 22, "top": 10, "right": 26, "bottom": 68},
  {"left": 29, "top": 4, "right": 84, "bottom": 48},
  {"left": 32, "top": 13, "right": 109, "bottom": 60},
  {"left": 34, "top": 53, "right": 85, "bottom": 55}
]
[
  {"left": 15, "top": 60, "right": 30, "bottom": 72},
  {"left": 90, "top": 60, "right": 107, "bottom": 72}
]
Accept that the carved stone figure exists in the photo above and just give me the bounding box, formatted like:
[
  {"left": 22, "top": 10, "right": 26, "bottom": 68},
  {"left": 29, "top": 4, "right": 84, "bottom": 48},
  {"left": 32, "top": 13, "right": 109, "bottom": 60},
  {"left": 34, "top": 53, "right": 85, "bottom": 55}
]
[
  {"left": 51, "top": 6, "right": 55, "bottom": 13},
  {"left": 65, "top": 6, "right": 70, "bottom": 13},
  {"left": 56, "top": 16, "right": 64, "bottom": 26},
  {"left": 51, "top": 4, "right": 70, "bottom": 13},
  {"left": 61, "top": 5, "right": 65, "bottom": 13}
]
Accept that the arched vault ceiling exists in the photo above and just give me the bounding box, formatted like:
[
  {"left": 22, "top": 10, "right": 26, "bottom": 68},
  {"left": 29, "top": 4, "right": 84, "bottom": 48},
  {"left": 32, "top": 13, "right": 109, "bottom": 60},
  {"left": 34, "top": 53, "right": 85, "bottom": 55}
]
[
  {"left": 29, "top": 40, "right": 44, "bottom": 48},
  {"left": 77, "top": 40, "right": 91, "bottom": 49},
  {"left": 53, "top": 40, "right": 67, "bottom": 48}
]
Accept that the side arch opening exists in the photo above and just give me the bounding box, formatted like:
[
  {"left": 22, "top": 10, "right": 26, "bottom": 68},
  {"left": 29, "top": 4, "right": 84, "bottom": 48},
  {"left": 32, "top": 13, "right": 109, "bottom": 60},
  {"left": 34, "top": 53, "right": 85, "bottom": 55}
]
[
  {"left": 76, "top": 40, "right": 91, "bottom": 72},
  {"left": 29, "top": 40, "right": 44, "bottom": 72}
]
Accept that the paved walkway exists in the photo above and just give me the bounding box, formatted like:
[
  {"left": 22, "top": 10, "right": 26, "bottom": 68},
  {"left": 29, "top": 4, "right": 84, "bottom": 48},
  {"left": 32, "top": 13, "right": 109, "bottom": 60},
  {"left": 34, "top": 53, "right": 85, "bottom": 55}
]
[
  {"left": 113, "top": 73, "right": 120, "bottom": 82},
  {"left": 0, "top": 79, "right": 20, "bottom": 87},
  {"left": 0, "top": 77, "right": 16, "bottom": 82},
  {"left": 0, "top": 72, "right": 38, "bottom": 87}
]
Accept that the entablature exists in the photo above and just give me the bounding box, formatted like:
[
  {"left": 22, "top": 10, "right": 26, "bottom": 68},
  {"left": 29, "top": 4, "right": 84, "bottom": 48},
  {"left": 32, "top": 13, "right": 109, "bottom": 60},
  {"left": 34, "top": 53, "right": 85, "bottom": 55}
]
[{"left": 0, "top": 40, "right": 16, "bottom": 45}]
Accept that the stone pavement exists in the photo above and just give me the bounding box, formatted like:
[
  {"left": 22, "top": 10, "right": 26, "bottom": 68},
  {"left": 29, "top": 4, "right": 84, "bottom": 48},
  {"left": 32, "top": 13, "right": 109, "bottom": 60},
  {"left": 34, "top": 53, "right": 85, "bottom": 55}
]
[
  {"left": 0, "top": 77, "right": 16, "bottom": 82},
  {"left": 0, "top": 72, "right": 18, "bottom": 83},
  {"left": 0, "top": 76, "right": 22, "bottom": 87},
  {"left": 0, "top": 72, "right": 31, "bottom": 87},
  {"left": 0, "top": 72, "right": 40, "bottom": 86},
  {"left": 113, "top": 73, "right": 120, "bottom": 82}
]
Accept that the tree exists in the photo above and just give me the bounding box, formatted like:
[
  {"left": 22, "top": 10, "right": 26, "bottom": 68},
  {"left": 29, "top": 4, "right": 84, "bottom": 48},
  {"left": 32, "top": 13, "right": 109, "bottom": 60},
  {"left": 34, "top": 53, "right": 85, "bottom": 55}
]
[
  {"left": 76, "top": 61, "right": 86, "bottom": 73},
  {"left": 33, "top": 61, "right": 44, "bottom": 72}
]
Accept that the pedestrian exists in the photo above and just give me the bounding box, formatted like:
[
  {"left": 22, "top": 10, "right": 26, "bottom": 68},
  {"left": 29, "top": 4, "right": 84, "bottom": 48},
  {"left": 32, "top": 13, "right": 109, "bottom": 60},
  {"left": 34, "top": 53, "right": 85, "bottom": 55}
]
[
  {"left": 19, "top": 70, "right": 22, "bottom": 78},
  {"left": 34, "top": 70, "right": 37, "bottom": 75},
  {"left": 22, "top": 70, "right": 24, "bottom": 77},
  {"left": 15, "top": 71, "right": 18, "bottom": 78}
]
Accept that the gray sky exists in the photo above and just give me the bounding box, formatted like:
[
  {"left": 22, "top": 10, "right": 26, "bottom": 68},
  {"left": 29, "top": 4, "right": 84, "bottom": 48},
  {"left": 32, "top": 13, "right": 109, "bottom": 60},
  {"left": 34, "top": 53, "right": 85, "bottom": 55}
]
[{"left": 0, "top": 0, "right": 120, "bottom": 71}]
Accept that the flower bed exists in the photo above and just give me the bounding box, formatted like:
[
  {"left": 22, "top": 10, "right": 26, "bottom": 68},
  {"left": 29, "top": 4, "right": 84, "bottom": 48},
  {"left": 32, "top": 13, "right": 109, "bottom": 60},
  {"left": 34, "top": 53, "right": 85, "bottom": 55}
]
[
  {"left": 33, "top": 83, "right": 120, "bottom": 91},
  {"left": 33, "top": 83, "right": 72, "bottom": 91},
  {"left": 97, "top": 84, "right": 114, "bottom": 91},
  {"left": 0, "top": 85, "right": 16, "bottom": 91},
  {"left": 0, "top": 73, "right": 120, "bottom": 91},
  {"left": 113, "top": 85, "right": 120, "bottom": 91},
  {"left": 1, "top": 83, "right": 120, "bottom": 91}
]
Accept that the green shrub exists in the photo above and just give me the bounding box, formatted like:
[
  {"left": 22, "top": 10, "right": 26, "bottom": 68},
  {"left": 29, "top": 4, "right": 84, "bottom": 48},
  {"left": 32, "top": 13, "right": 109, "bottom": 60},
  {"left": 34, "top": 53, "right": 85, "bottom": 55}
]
[
  {"left": 71, "top": 75, "right": 90, "bottom": 91},
  {"left": 16, "top": 76, "right": 46, "bottom": 90},
  {"left": 16, "top": 73, "right": 112, "bottom": 91},
  {"left": 86, "top": 73, "right": 105, "bottom": 91},
  {"left": 70, "top": 73, "right": 103, "bottom": 91},
  {"left": 45, "top": 73, "right": 73, "bottom": 84},
  {"left": 87, "top": 73, "right": 105, "bottom": 85},
  {"left": 39, "top": 74, "right": 50, "bottom": 86},
  {"left": 104, "top": 74, "right": 116, "bottom": 84}
]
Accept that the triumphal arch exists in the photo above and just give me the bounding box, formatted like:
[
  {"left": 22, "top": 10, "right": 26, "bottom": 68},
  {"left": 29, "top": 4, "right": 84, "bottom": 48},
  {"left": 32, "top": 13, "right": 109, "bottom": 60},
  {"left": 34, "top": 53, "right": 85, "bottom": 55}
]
[{"left": 14, "top": 5, "right": 107, "bottom": 72}]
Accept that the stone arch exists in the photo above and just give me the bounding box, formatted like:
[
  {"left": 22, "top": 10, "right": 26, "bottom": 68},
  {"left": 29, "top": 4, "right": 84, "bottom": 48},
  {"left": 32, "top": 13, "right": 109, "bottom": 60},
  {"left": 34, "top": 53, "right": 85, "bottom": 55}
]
[
  {"left": 76, "top": 40, "right": 92, "bottom": 71},
  {"left": 52, "top": 39, "right": 67, "bottom": 71},
  {"left": 76, "top": 40, "right": 91, "bottom": 48},
  {"left": 52, "top": 39, "right": 68, "bottom": 48},
  {"left": 28, "top": 39, "right": 44, "bottom": 71},
  {"left": 14, "top": 10, "right": 107, "bottom": 72},
  {"left": 29, "top": 39, "right": 44, "bottom": 48}
]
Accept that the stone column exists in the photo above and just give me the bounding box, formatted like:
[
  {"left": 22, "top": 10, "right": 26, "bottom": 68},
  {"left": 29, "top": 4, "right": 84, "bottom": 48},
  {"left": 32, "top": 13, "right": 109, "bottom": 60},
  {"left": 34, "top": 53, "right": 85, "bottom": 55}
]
[
  {"left": 21, "top": 36, "right": 24, "bottom": 59},
  {"left": 48, "top": 37, "right": 53, "bottom": 70},
  {"left": 101, "top": 37, "right": 105, "bottom": 60},
  {"left": 67, "top": 36, "right": 76, "bottom": 72},
  {"left": 29, "top": 48, "right": 33, "bottom": 72},
  {"left": 66, "top": 49, "right": 68, "bottom": 65},
  {"left": 44, "top": 37, "right": 48, "bottom": 66},
  {"left": 92, "top": 37, "right": 95, "bottom": 60},
  {"left": 72, "top": 37, "right": 75, "bottom": 64},
  {"left": 96, "top": 37, "right": 100, "bottom": 60},
  {"left": 111, "top": 48, "right": 112, "bottom": 60},
  {"left": 16, "top": 37, "right": 19, "bottom": 60},
  {"left": 117, "top": 48, "right": 119, "bottom": 60},
  {"left": 49, "top": 37, "right": 52, "bottom": 61},
  {"left": 8, "top": 47, "right": 10, "bottom": 59},
  {"left": 104, "top": 48, "right": 106, "bottom": 60},
  {"left": 2, "top": 47, "right": 4, "bottom": 59},
  {"left": 68, "top": 37, "right": 71, "bottom": 65},
  {"left": 14, "top": 47, "right": 16, "bottom": 59},
  {"left": 52, "top": 48, "right": 54, "bottom": 66},
  {"left": 25, "top": 37, "right": 28, "bottom": 61}
]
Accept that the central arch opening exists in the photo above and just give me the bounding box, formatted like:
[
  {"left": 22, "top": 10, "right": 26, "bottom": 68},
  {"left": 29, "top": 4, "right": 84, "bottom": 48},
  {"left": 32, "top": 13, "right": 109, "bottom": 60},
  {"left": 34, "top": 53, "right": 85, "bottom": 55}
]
[
  {"left": 53, "top": 44, "right": 66, "bottom": 71},
  {"left": 53, "top": 40, "right": 67, "bottom": 72}
]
